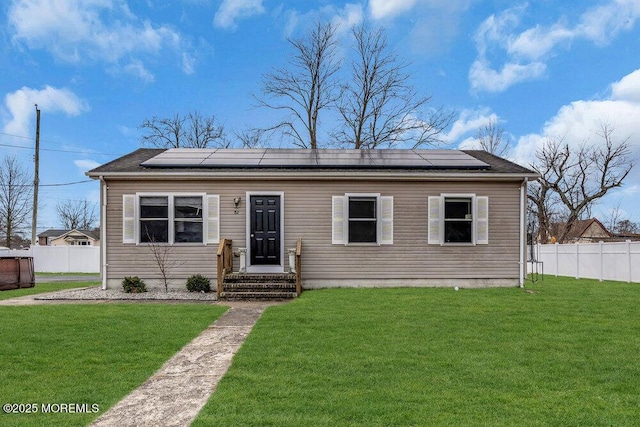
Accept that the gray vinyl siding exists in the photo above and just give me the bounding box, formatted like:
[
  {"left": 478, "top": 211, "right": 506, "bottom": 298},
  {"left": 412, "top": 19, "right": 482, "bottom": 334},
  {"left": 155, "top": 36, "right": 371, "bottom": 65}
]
[{"left": 103, "top": 178, "right": 522, "bottom": 287}]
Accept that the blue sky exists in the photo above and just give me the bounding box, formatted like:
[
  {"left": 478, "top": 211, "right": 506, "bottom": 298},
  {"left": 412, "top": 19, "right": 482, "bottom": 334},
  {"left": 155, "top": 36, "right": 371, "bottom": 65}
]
[{"left": 2, "top": 0, "right": 640, "bottom": 234}]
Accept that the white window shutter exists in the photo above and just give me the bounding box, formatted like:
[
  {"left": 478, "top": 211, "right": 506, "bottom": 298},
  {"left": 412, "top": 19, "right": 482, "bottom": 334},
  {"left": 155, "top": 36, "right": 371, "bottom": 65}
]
[
  {"left": 476, "top": 196, "right": 489, "bottom": 244},
  {"left": 122, "top": 195, "right": 136, "bottom": 244},
  {"left": 206, "top": 195, "right": 220, "bottom": 244},
  {"left": 380, "top": 196, "right": 393, "bottom": 245},
  {"left": 428, "top": 196, "right": 442, "bottom": 245},
  {"left": 332, "top": 196, "right": 346, "bottom": 245}
]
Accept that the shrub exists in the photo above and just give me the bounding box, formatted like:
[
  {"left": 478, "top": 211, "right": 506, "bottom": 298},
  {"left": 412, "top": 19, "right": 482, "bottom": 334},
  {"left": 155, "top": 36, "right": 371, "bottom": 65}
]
[
  {"left": 122, "top": 276, "right": 147, "bottom": 293},
  {"left": 186, "top": 274, "right": 211, "bottom": 293}
]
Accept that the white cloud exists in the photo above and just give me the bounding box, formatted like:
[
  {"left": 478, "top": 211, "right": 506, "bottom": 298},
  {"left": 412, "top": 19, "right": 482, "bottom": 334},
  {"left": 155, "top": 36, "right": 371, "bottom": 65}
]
[
  {"left": 2, "top": 86, "right": 90, "bottom": 139},
  {"left": 369, "top": 0, "right": 417, "bottom": 20},
  {"left": 611, "top": 69, "right": 640, "bottom": 103},
  {"left": 471, "top": 1, "right": 640, "bottom": 93},
  {"left": 8, "top": 0, "right": 191, "bottom": 78},
  {"left": 368, "top": 0, "right": 472, "bottom": 55},
  {"left": 74, "top": 159, "right": 101, "bottom": 172},
  {"left": 282, "top": 3, "right": 363, "bottom": 38},
  {"left": 508, "top": 24, "right": 574, "bottom": 61},
  {"left": 123, "top": 60, "right": 155, "bottom": 83},
  {"left": 469, "top": 59, "right": 546, "bottom": 93},
  {"left": 330, "top": 3, "right": 363, "bottom": 33},
  {"left": 182, "top": 52, "right": 196, "bottom": 75},
  {"left": 445, "top": 108, "right": 497, "bottom": 143},
  {"left": 213, "top": 0, "right": 265, "bottom": 30},
  {"left": 577, "top": 0, "right": 640, "bottom": 44}
]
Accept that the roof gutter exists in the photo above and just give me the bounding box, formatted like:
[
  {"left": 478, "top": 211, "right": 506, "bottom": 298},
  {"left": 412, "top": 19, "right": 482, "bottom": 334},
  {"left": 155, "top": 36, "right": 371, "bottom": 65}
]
[
  {"left": 519, "top": 178, "right": 528, "bottom": 288},
  {"left": 99, "top": 176, "right": 108, "bottom": 290},
  {"left": 87, "top": 170, "right": 540, "bottom": 182}
]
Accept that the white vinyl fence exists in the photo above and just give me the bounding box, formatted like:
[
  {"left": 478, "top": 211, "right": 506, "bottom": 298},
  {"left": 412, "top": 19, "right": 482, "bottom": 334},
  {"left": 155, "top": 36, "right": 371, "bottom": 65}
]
[
  {"left": 0, "top": 246, "right": 100, "bottom": 273},
  {"left": 529, "top": 241, "right": 640, "bottom": 283}
]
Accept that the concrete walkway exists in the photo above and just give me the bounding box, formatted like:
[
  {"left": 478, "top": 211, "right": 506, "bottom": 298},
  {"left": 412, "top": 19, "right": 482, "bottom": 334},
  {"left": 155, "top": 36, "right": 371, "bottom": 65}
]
[
  {"left": 0, "top": 289, "right": 278, "bottom": 426},
  {"left": 91, "top": 301, "right": 276, "bottom": 427}
]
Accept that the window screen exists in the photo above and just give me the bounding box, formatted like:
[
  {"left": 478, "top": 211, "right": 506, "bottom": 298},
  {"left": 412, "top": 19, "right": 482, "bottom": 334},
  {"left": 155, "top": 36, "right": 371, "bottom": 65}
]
[{"left": 348, "top": 197, "right": 377, "bottom": 243}]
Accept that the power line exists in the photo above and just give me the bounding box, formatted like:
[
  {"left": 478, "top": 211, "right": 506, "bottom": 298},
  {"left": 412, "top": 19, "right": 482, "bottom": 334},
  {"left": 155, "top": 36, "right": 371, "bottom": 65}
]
[
  {"left": 0, "top": 132, "right": 122, "bottom": 156},
  {"left": 7, "top": 179, "right": 95, "bottom": 188},
  {"left": 0, "top": 141, "right": 122, "bottom": 156},
  {"left": 41, "top": 179, "right": 94, "bottom": 187}
]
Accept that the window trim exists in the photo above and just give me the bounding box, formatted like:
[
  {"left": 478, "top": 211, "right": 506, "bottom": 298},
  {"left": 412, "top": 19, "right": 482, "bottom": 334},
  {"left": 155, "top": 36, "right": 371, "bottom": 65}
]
[
  {"left": 332, "top": 193, "right": 393, "bottom": 246},
  {"left": 442, "top": 194, "right": 475, "bottom": 245},
  {"left": 135, "top": 192, "right": 207, "bottom": 245},
  {"left": 428, "top": 193, "right": 488, "bottom": 246},
  {"left": 139, "top": 195, "right": 170, "bottom": 244},
  {"left": 345, "top": 193, "right": 381, "bottom": 245}
]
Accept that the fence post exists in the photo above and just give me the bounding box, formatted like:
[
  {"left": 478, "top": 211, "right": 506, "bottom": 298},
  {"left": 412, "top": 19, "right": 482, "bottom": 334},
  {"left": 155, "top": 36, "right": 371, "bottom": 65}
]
[
  {"left": 555, "top": 242, "right": 559, "bottom": 277},
  {"left": 599, "top": 241, "right": 604, "bottom": 282},
  {"left": 628, "top": 240, "right": 632, "bottom": 283},
  {"left": 575, "top": 243, "right": 580, "bottom": 279}
]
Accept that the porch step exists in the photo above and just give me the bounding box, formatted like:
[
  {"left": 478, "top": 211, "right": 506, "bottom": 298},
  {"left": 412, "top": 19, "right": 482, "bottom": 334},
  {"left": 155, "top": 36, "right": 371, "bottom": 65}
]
[
  {"left": 220, "top": 291, "right": 298, "bottom": 300},
  {"left": 220, "top": 273, "right": 298, "bottom": 300},
  {"left": 224, "top": 273, "right": 296, "bottom": 283}
]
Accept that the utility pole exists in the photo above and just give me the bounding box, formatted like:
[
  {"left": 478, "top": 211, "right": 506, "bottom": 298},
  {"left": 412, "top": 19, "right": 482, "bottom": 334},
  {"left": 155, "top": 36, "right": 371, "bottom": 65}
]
[{"left": 31, "top": 105, "right": 40, "bottom": 246}]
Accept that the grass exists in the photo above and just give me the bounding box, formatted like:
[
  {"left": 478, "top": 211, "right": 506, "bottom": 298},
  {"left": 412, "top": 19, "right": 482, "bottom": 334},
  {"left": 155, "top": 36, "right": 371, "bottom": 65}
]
[
  {"left": 194, "top": 277, "right": 640, "bottom": 426},
  {"left": 0, "top": 282, "right": 98, "bottom": 300},
  {"left": 35, "top": 272, "right": 99, "bottom": 276},
  {"left": 0, "top": 303, "right": 226, "bottom": 426}
]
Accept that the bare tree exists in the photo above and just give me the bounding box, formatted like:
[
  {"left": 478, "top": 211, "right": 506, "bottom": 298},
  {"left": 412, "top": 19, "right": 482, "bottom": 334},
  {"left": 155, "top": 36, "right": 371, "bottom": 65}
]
[
  {"left": 603, "top": 203, "right": 624, "bottom": 234},
  {"left": 334, "top": 23, "right": 454, "bottom": 149},
  {"left": 0, "top": 156, "right": 32, "bottom": 248},
  {"left": 614, "top": 219, "right": 640, "bottom": 234},
  {"left": 527, "top": 181, "right": 558, "bottom": 244},
  {"left": 235, "top": 127, "right": 267, "bottom": 148},
  {"left": 56, "top": 200, "right": 98, "bottom": 230},
  {"left": 146, "top": 234, "right": 180, "bottom": 292},
  {"left": 476, "top": 118, "right": 510, "bottom": 157},
  {"left": 139, "top": 111, "right": 227, "bottom": 148},
  {"left": 256, "top": 22, "right": 340, "bottom": 149},
  {"left": 528, "top": 124, "right": 633, "bottom": 243}
]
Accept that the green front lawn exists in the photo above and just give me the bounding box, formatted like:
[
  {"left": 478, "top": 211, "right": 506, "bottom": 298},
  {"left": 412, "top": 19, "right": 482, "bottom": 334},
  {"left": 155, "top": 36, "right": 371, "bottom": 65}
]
[
  {"left": 0, "top": 304, "right": 226, "bottom": 426},
  {"left": 195, "top": 277, "right": 640, "bottom": 426},
  {"left": 0, "top": 282, "right": 98, "bottom": 300}
]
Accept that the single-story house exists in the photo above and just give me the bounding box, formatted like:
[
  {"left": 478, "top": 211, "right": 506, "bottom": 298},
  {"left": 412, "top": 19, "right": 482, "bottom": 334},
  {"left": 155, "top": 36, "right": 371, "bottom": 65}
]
[
  {"left": 38, "top": 229, "right": 100, "bottom": 246},
  {"left": 566, "top": 218, "right": 611, "bottom": 243},
  {"left": 87, "top": 148, "right": 539, "bottom": 291}
]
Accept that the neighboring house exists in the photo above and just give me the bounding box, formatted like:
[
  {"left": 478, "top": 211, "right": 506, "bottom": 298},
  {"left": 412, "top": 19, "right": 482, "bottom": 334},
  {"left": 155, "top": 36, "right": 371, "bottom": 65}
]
[
  {"left": 37, "top": 229, "right": 100, "bottom": 246},
  {"left": 552, "top": 218, "right": 611, "bottom": 243},
  {"left": 612, "top": 232, "right": 640, "bottom": 242},
  {"left": 87, "top": 148, "right": 539, "bottom": 290}
]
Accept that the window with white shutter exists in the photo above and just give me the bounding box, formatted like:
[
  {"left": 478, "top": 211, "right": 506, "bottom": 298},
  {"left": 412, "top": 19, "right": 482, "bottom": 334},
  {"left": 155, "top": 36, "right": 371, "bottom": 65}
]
[
  {"left": 428, "top": 194, "right": 489, "bottom": 245},
  {"left": 332, "top": 194, "right": 393, "bottom": 245},
  {"left": 332, "top": 196, "right": 346, "bottom": 244},
  {"left": 206, "top": 195, "right": 220, "bottom": 244},
  {"left": 122, "top": 195, "right": 136, "bottom": 244},
  {"left": 122, "top": 193, "right": 219, "bottom": 245}
]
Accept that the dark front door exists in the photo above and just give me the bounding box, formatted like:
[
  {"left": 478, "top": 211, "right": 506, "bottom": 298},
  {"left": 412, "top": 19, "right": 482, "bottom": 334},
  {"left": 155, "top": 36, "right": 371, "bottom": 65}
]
[{"left": 250, "top": 195, "right": 281, "bottom": 265}]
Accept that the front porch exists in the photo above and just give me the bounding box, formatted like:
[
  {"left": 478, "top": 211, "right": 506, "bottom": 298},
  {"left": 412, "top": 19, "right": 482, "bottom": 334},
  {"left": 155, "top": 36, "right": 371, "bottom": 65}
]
[{"left": 217, "top": 238, "right": 302, "bottom": 300}]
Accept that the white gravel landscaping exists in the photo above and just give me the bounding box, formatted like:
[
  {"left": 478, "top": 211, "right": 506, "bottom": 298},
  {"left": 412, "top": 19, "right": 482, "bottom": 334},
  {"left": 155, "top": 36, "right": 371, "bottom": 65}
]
[{"left": 34, "top": 286, "right": 218, "bottom": 301}]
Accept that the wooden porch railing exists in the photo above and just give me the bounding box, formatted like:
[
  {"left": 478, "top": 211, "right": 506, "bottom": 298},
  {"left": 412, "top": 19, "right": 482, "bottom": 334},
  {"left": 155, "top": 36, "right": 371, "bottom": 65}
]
[
  {"left": 295, "top": 238, "right": 302, "bottom": 296},
  {"left": 216, "top": 238, "right": 232, "bottom": 298}
]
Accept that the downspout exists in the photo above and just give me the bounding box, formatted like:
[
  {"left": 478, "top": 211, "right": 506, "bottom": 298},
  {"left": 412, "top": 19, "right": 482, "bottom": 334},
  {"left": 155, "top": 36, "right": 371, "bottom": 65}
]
[
  {"left": 100, "top": 176, "right": 108, "bottom": 290},
  {"left": 519, "top": 178, "right": 528, "bottom": 288}
]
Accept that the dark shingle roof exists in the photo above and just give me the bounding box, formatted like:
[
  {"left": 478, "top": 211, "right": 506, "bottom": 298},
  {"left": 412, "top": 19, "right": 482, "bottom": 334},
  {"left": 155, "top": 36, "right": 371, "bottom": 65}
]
[
  {"left": 89, "top": 148, "right": 165, "bottom": 174},
  {"left": 461, "top": 150, "right": 537, "bottom": 175}
]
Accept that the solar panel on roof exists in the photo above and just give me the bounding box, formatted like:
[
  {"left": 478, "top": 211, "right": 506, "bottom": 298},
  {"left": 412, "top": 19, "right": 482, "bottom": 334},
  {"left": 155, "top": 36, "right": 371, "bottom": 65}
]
[{"left": 140, "top": 148, "right": 490, "bottom": 169}]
